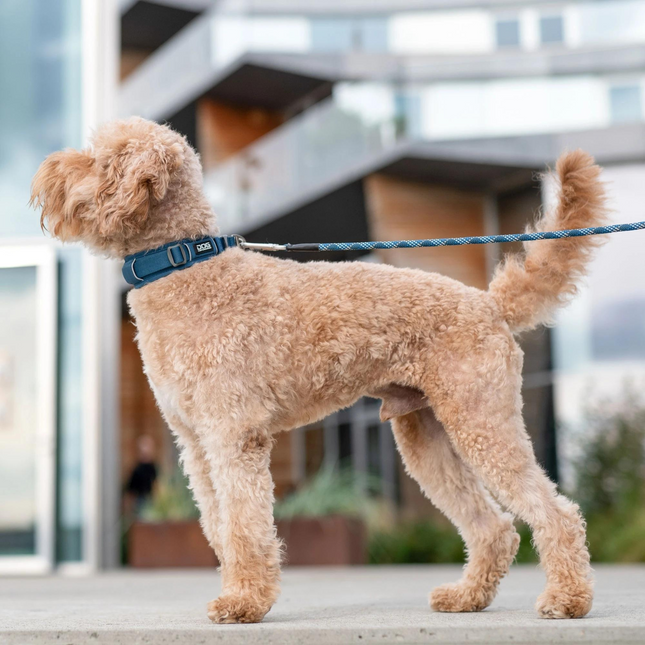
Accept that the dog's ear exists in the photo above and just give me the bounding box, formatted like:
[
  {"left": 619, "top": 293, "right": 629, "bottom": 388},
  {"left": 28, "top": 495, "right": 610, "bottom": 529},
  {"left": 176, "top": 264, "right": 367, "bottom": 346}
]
[
  {"left": 95, "top": 136, "right": 184, "bottom": 237},
  {"left": 30, "top": 149, "right": 96, "bottom": 240}
]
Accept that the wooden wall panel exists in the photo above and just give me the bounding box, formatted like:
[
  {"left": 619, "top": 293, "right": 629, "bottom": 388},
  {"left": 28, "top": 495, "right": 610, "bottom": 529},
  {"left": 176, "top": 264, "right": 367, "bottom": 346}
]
[
  {"left": 498, "top": 184, "right": 543, "bottom": 255},
  {"left": 120, "top": 318, "right": 174, "bottom": 485},
  {"left": 271, "top": 431, "right": 296, "bottom": 499},
  {"left": 120, "top": 49, "right": 152, "bottom": 81},
  {"left": 197, "top": 98, "right": 284, "bottom": 169},
  {"left": 364, "top": 174, "right": 488, "bottom": 289}
]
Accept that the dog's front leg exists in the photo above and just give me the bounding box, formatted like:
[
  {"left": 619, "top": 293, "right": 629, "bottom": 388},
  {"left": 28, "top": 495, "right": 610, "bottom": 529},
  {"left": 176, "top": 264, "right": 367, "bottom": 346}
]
[
  {"left": 164, "top": 413, "right": 223, "bottom": 560},
  {"left": 201, "top": 427, "right": 281, "bottom": 624}
]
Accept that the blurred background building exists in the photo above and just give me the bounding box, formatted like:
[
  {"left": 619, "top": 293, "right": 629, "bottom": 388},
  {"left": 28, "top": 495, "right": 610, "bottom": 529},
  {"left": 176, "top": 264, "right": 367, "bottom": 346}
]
[
  {"left": 0, "top": 0, "right": 119, "bottom": 573},
  {"left": 1, "top": 0, "right": 645, "bottom": 572}
]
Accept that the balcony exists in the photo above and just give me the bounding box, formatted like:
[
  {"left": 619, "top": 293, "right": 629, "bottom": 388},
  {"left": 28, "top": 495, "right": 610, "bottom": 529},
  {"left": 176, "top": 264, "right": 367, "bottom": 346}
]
[
  {"left": 119, "top": 9, "right": 336, "bottom": 120},
  {"left": 119, "top": 1, "right": 645, "bottom": 122},
  {"left": 204, "top": 79, "right": 645, "bottom": 236}
]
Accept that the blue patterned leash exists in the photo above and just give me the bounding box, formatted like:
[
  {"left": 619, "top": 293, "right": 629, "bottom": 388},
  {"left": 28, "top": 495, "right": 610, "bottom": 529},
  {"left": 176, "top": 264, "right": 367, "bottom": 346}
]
[{"left": 237, "top": 221, "right": 645, "bottom": 253}]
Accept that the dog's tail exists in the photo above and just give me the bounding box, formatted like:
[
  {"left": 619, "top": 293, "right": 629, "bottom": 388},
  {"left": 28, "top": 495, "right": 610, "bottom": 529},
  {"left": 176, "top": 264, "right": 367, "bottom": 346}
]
[{"left": 489, "top": 150, "right": 608, "bottom": 334}]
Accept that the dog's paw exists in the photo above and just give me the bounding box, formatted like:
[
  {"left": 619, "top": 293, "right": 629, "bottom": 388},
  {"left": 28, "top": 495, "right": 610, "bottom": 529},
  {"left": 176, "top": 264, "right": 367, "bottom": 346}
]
[
  {"left": 429, "top": 583, "right": 491, "bottom": 613},
  {"left": 535, "top": 584, "right": 593, "bottom": 619},
  {"left": 207, "top": 595, "right": 269, "bottom": 624}
]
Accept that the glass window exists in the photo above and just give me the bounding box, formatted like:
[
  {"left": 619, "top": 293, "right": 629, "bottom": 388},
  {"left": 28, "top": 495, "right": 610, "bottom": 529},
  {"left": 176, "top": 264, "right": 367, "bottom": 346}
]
[
  {"left": 0, "top": 0, "right": 84, "bottom": 568},
  {"left": 357, "top": 17, "right": 388, "bottom": 53},
  {"left": 552, "top": 164, "right": 645, "bottom": 480},
  {"left": 311, "top": 18, "right": 354, "bottom": 52},
  {"left": 0, "top": 267, "right": 38, "bottom": 557},
  {"left": 394, "top": 92, "right": 422, "bottom": 138},
  {"left": 496, "top": 18, "right": 521, "bottom": 48},
  {"left": 540, "top": 15, "right": 565, "bottom": 44},
  {"left": 312, "top": 16, "right": 388, "bottom": 53},
  {"left": 0, "top": 0, "right": 82, "bottom": 238},
  {"left": 609, "top": 84, "right": 643, "bottom": 123}
]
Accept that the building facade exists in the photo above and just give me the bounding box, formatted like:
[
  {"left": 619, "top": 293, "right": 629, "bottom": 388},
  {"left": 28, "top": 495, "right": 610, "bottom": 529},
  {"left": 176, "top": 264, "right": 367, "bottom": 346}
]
[
  {"left": 117, "top": 0, "right": 645, "bottom": 516},
  {"left": 0, "top": 0, "right": 120, "bottom": 574},
  {"left": 3, "top": 0, "right": 645, "bottom": 573}
]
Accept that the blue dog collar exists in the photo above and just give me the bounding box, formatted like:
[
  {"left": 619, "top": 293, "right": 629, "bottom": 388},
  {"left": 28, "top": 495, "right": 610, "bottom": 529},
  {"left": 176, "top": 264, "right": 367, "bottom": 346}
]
[{"left": 122, "top": 235, "right": 240, "bottom": 288}]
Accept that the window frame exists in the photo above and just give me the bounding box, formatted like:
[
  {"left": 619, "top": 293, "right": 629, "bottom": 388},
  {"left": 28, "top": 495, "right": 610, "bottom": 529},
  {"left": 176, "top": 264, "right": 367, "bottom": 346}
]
[
  {"left": 539, "top": 13, "right": 566, "bottom": 46},
  {"left": 0, "top": 244, "right": 57, "bottom": 575},
  {"left": 495, "top": 16, "right": 522, "bottom": 49},
  {"left": 609, "top": 82, "right": 644, "bottom": 124}
]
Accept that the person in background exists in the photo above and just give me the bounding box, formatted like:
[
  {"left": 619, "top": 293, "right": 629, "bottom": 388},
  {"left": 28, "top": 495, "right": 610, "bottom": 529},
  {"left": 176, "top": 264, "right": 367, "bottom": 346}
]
[{"left": 125, "top": 434, "right": 158, "bottom": 515}]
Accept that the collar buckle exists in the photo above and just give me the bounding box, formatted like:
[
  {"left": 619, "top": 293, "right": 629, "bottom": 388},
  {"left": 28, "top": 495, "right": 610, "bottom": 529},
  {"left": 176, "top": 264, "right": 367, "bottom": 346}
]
[{"left": 167, "top": 244, "right": 188, "bottom": 267}]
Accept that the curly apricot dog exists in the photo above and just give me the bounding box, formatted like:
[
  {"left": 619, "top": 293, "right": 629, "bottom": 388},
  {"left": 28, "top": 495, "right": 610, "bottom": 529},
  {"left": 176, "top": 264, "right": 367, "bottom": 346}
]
[{"left": 32, "top": 117, "right": 606, "bottom": 622}]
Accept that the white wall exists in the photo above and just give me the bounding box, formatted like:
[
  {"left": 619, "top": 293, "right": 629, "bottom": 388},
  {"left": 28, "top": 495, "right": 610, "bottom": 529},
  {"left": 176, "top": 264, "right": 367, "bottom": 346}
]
[
  {"left": 212, "top": 16, "right": 310, "bottom": 66},
  {"left": 380, "top": 0, "right": 645, "bottom": 55},
  {"left": 578, "top": 0, "right": 645, "bottom": 46},
  {"left": 387, "top": 1, "right": 645, "bottom": 54},
  {"left": 389, "top": 10, "right": 494, "bottom": 55}
]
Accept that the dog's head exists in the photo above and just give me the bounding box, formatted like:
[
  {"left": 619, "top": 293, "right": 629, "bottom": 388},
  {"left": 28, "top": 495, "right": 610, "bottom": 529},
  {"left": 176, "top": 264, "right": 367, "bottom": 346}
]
[{"left": 31, "top": 117, "right": 215, "bottom": 257}]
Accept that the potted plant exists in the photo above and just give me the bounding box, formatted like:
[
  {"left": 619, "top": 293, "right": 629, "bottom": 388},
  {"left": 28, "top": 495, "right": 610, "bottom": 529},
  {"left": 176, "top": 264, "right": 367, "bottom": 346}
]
[
  {"left": 128, "top": 471, "right": 218, "bottom": 568},
  {"left": 129, "top": 467, "right": 377, "bottom": 568},
  {"left": 274, "top": 468, "right": 376, "bottom": 566}
]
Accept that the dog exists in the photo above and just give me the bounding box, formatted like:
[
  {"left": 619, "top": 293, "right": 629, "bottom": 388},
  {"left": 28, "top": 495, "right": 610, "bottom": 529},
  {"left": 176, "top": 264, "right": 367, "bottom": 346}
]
[{"left": 31, "top": 116, "right": 607, "bottom": 623}]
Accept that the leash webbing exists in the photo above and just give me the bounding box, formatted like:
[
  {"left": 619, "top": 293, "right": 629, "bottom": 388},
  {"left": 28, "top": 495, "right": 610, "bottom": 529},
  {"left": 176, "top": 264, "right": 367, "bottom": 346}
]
[
  {"left": 123, "top": 221, "right": 645, "bottom": 288},
  {"left": 238, "top": 221, "right": 645, "bottom": 253}
]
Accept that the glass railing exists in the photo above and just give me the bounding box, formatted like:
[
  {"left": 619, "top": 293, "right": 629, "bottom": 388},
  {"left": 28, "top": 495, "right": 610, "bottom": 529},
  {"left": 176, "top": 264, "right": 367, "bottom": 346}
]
[
  {"left": 205, "top": 73, "right": 645, "bottom": 234},
  {"left": 205, "top": 83, "right": 409, "bottom": 233}
]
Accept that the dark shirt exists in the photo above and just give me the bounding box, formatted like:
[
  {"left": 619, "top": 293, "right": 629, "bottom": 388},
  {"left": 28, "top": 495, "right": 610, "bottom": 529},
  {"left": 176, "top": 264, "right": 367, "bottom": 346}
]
[{"left": 126, "top": 462, "right": 157, "bottom": 498}]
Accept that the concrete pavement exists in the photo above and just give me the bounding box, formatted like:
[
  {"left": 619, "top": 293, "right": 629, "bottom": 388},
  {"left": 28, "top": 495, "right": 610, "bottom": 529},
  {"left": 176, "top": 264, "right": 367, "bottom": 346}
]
[{"left": 1, "top": 565, "right": 644, "bottom": 644}]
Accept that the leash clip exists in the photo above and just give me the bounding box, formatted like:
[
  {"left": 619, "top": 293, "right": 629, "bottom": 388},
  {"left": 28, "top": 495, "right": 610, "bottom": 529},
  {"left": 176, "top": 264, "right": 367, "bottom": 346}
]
[{"left": 235, "top": 235, "right": 287, "bottom": 252}]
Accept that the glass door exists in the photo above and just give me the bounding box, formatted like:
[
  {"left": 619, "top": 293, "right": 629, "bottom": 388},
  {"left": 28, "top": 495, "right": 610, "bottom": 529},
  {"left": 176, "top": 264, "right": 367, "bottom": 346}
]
[{"left": 0, "top": 246, "right": 56, "bottom": 573}]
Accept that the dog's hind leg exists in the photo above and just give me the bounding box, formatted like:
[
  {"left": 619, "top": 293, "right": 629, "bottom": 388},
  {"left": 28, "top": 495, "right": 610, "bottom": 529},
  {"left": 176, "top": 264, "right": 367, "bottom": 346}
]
[
  {"left": 201, "top": 427, "right": 281, "bottom": 624},
  {"left": 391, "top": 409, "right": 519, "bottom": 612},
  {"left": 427, "top": 341, "right": 592, "bottom": 619}
]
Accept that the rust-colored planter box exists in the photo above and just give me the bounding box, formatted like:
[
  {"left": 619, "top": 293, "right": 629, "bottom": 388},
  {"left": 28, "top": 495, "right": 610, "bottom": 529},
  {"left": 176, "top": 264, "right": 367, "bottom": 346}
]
[
  {"left": 129, "top": 520, "right": 218, "bottom": 568},
  {"left": 277, "top": 515, "right": 366, "bottom": 566},
  {"left": 129, "top": 515, "right": 366, "bottom": 568}
]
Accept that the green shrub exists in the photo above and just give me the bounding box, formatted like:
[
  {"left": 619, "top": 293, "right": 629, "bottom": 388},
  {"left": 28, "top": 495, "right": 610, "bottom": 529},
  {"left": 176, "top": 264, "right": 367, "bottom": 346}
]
[
  {"left": 514, "top": 523, "right": 539, "bottom": 563},
  {"left": 585, "top": 508, "right": 645, "bottom": 562},
  {"left": 275, "top": 467, "right": 542, "bottom": 564},
  {"left": 274, "top": 467, "right": 379, "bottom": 520},
  {"left": 140, "top": 470, "right": 199, "bottom": 522},
  {"left": 569, "top": 390, "right": 645, "bottom": 562},
  {"left": 369, "top": 519, "right": 538, "bottom": 565},
  {"left": 369, "top": 519, "right": 465, "bottom": 564},
  {"left": 572, "top": 393, "right": 645, "bottom": 516}
]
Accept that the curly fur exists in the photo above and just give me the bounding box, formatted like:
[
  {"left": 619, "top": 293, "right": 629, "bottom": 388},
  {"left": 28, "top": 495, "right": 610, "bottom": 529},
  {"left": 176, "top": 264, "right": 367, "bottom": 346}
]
[
  {"left": 490, "top": 150, "right": 608, "bottom": 332},
  {"left": 30, "top": 117, "right": 215, "bottom": 256},
  {"left": 31, "top": 118, "right": 607, "bottom": 623}
]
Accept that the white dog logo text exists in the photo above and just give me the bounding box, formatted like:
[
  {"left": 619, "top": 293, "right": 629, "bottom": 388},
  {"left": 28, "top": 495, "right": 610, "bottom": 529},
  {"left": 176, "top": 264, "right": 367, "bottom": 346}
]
[{"left": 195, "top": 241, "right": 213, "bottom": 254}]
